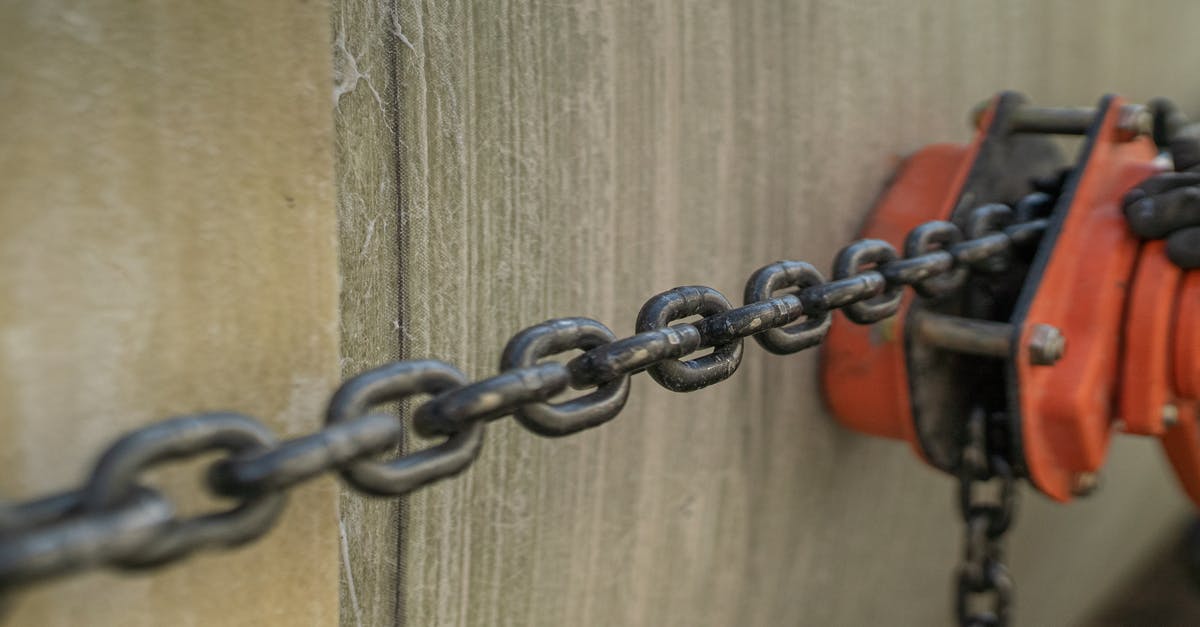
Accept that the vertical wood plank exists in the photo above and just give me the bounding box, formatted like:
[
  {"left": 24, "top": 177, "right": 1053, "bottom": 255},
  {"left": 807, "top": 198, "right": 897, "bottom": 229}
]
[
  {"left": 331, "top": 1, "right": 408, "bottom": 624},
  {"left": 0, "top": 2, "right": 339, "bottom": 625}
]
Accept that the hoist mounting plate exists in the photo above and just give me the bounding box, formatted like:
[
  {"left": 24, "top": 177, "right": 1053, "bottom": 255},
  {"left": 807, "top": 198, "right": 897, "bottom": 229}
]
[{"left": 1006, "top": 95, "right": 1161, "bottom": 500}]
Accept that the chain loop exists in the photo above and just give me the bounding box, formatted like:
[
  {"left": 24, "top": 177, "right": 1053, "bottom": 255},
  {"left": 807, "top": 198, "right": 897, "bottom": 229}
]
[
  {"left": 501, "top": 318, "right": 631, "bottom": 436},
  {"left": 959, "top": 456, "right": 1015, "bottom": 538},
  {"left": 691, "top": 296, "right": 802, "bottom": 345},
  {"left": 901, "top": 221, "right": 968, "bottom": 298},
  {"left": 799, "top": 273, "right": 886, "bottom": 311},
  {"left": 956, "top": 408, "right": 1017, "bottom": 627},
  {"left": 744, "top": 261, "right": 831, "bottom": 354},
  {"left": 0, "top": 486, "right": 172, "bottom": 586},
  {"left": 0, "top": 491, "right": 83, "bottom": 535},
  {"left": 636, "top": 286, "right": 745, "bottom": 392},
  {"left": 209, "top": 412, "right": 400, "bottom": 496},
  {"left": 956, "top": 560, "right": 1013, "bottom": 627},
  {"left": 1004, "top": 219, "right": 1049, "bottom": 248},
  {"left": 1012, "top": 192, "right": 1053, "bottom": 223},
  {"left": 566, "top": 326, "right": 703, "bottom": 387},
  {"left": 414, "top": 364, "right": 570, "bottom": 436},
  {"left": 80, "top": 413, "right": 285, "bottom": 568},
  {"left": 963, "top": 204, "right": 1015, "bottom": 274},
  {"left": 326, "top": 360, "right": 484, "bottom": 496},
  {"left": 833, "top": 239, "right": 903, "bottom": 323}
]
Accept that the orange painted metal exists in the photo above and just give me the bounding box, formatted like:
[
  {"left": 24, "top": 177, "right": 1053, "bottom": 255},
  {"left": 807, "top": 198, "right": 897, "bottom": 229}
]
[
  {"left": 1013, "top": 97, "right": 1162, "bottom": 501},
  {"left": 1118, "top": 241, "right": 1182, "bottom": 436},
  {"left": 1119, "top": 242, "right": 1200, "bottom": 505},
  {"left": 1175, "top": 273, "right": 1200, "bottom": 400},
  {"left": 1161, "top": 272, "right": 1200, "bottom": 504},
  {"left": 1162, "top": 401, "right": 1200, "bottom": 505},
  {"left": 820, "top": 131, "right": 983, "bottom": 454}
]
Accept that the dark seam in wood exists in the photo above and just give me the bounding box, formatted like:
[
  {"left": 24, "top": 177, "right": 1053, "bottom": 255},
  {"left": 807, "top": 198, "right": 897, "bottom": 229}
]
[{"left": 388, "top": 0, "right": 408, "bottom": 623}]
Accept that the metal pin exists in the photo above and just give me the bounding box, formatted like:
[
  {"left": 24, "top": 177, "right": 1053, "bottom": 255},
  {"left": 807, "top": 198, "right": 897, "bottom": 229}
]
[
  {"left": 971, "top": 103, "right": 1150, "bottom": 140},
  {"left": 911, "top": 311, "right": 1013, "bottom": 359}
]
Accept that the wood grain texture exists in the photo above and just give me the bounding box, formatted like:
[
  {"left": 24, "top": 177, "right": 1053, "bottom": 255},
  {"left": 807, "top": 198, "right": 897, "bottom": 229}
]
[
  {"left": 0, "top": 1, "right": 340, "bottom": 625},
  {"left": 333, "top": 1, "right": 1200, "bottom": 625},
  {"left": 332, "top": 1, "right": 408, "bottom": 625}
]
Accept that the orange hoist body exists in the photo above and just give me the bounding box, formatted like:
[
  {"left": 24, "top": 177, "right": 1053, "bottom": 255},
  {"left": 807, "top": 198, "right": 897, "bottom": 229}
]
[{"left": 821, "top": 92, "right": 1200, "bottom": 504}]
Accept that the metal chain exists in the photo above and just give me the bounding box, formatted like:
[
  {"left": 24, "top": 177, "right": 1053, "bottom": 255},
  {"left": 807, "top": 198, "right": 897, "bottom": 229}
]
[
  {"left": 0, "top": 206, "right": 1047, "bottom": 602},
  {"left": 956, "top": 407, "right": 1018, "bottom": 627}
]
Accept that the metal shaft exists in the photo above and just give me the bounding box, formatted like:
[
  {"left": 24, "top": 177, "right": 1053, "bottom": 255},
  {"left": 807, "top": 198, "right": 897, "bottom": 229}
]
[
  {"left": 972, "top": 103, "right": 1150, "bottom": 138},
  {"left": 911, "top": 311, "right": 1013, "bottom": 358}
]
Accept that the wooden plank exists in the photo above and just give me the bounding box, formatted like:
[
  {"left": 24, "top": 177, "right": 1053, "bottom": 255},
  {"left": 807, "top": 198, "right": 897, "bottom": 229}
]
[
  {"left": 0, "top": 2, "right": 339, "bottom": 625},
  {"left": 340, "top": 1, "right": 1200, "bottom": 625},
  {"left": 331, "top": 1, "right": 407, "bottom": 625}
]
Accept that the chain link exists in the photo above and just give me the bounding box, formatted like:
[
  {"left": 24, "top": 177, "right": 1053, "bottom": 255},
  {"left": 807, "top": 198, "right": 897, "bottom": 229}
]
[
  {"left": 956, "top": 407, "right": 1018, "bottom": 627},
  {"left": 0, "top": 205, "right": 1045, "bottom": 608}
]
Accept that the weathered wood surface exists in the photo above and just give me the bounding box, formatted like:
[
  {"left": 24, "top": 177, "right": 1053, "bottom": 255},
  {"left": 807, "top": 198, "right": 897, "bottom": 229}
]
[
  {"left": 333, "top": 1, "right": 408, "bottom": 624},
  {"left": 0, "top": 2, "right": 340, "bottom": 625},
  {"left": 334, "top": 1, "right": 1200, "bottom": 626},
  {"left": 5, "top": 1, "right": 1196, "bottom": 625}
]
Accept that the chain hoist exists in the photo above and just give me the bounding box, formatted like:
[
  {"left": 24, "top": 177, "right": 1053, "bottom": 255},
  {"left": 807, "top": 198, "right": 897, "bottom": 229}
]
[
  {"left": 1, "top": 91, "right": 1197, "bottom": 625},
  {"left": 824, "top": 91, "right": 1200, "bottom": 625}
]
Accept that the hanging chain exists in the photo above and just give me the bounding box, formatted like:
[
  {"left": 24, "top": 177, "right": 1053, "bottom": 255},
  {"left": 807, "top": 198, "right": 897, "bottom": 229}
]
[
  {"left": 0, "top": 206, "right": 1047, "bottom": 611},
  {"left": 956, "top": 407, "right": 1018, "bottom": 627}
]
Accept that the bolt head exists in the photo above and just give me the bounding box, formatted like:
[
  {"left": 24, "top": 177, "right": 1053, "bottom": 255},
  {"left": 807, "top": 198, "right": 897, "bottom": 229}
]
[
  {"left": 1028, "top": 324, "right": 1066, "bottom": 366},
  {"left": 1071, "top": 472, "right": 1100, "bottom": 497},
  {"left": 1164, "top": 403, "right": 1180, "bottom": 428},
  {"left": 1116, "top": 104, "right": 1152, "bottom": 141}
]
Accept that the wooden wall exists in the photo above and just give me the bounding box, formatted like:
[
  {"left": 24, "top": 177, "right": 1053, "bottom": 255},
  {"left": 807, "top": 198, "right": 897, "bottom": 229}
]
[
  {"left": 334, "top": 1, "right": 1200, "bottom": 626},
  {"left": 2, "top": 1, "right": 1200, "bottom": 626},
  {"left": 0, "top": 2, "right": 340, "bottom": 625}
]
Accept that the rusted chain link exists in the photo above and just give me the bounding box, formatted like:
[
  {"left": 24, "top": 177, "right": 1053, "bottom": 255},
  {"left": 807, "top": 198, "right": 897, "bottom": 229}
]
[{"left": 0, "top": 206, "right": 1047, "bottom": 599}]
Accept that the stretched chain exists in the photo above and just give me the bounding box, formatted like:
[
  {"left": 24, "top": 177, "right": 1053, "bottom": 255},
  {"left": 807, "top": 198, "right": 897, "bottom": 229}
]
[
  {"left": 0, "top": 206, "right": 1047, "bottom": 601},
  {"left": 956, "top": 408, "right": 1018, "bottom": 627}
]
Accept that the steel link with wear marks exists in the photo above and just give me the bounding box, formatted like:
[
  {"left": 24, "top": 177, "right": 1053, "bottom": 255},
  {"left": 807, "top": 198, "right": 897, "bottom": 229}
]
[{"left": 0, "top": 205, "right": 1047, "bottom": 625}]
